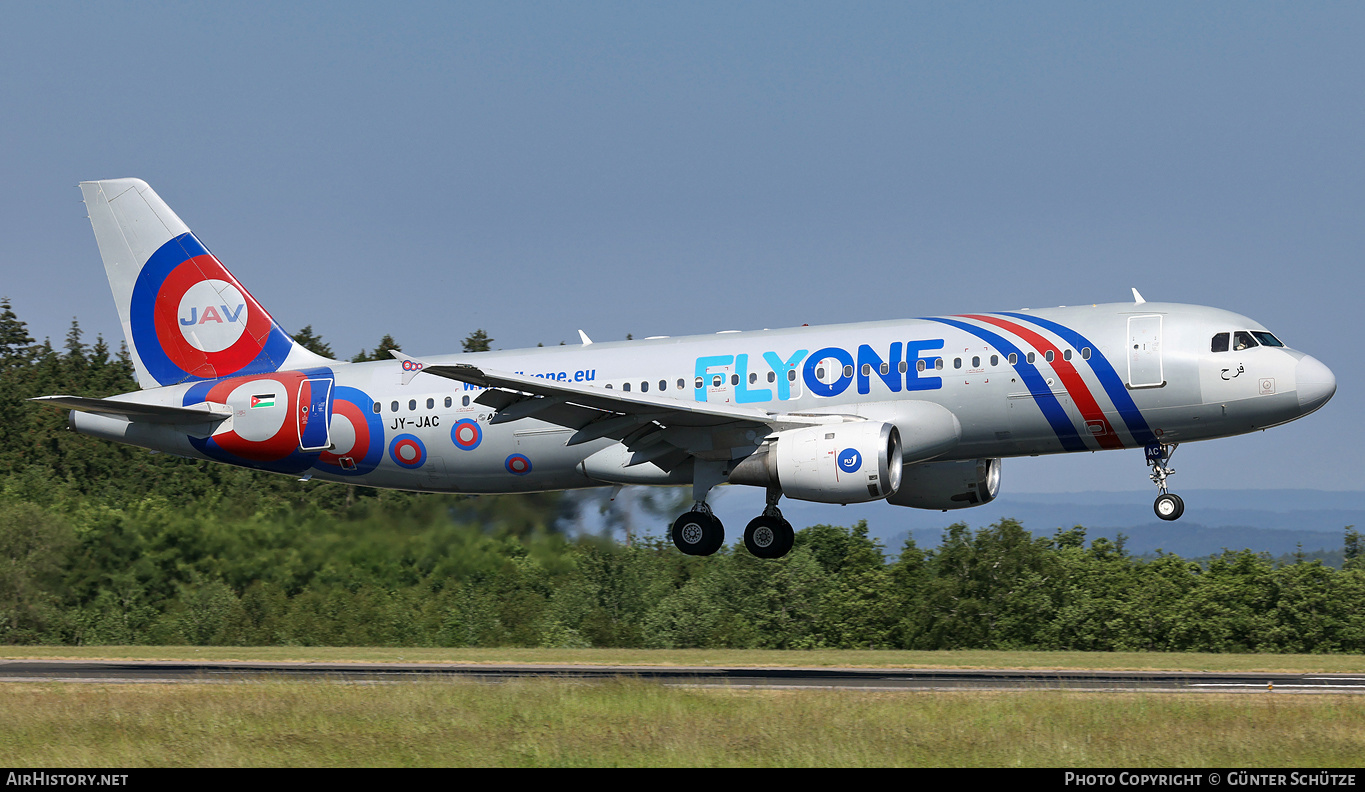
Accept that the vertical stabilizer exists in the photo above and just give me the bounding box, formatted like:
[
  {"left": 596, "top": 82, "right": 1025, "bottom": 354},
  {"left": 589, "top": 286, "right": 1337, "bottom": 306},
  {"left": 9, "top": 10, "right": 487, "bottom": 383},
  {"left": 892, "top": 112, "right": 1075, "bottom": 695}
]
[{"left": 80, "top": 179, "right": 333, "bottom": 389}]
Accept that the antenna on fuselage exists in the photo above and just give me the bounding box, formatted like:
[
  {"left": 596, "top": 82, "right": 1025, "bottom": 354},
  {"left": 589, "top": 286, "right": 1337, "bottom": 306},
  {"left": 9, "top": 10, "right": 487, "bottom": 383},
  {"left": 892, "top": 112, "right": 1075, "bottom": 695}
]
[
  {"left": 578, "top": 330, "right": 593, "bottom": 346},
  {"left": 1131, "top": 288, "right": 1146, "bottom": 304}
]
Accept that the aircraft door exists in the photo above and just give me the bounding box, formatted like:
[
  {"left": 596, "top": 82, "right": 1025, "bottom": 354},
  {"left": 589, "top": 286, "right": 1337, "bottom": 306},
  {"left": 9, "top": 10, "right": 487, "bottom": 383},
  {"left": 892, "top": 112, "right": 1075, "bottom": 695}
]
[
  {"left": 1127, "top": 315, "right": 1164, "bottom": 388},
  {"left": 297, "top": 376, "right": 334, "bottom": 452}
]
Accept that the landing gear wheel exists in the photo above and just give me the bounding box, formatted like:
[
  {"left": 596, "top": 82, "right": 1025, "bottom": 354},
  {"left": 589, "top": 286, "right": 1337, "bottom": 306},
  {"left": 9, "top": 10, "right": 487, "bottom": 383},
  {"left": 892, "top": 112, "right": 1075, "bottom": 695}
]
[
  {"left": 744, "top": 515, "right": 795, "bottom": 559},
  {"left": 672, "top": 510, "right": 725, "bottom": 556},
  {"left": 1154, "top": 493, "right": 1184, "bottom": 521}
]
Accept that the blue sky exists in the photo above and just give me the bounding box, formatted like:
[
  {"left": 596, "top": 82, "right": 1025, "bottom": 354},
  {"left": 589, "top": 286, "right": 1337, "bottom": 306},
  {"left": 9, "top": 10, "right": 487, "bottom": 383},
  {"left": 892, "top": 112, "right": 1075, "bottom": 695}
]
[{"left": 1, "top": 2, "right": 1359, "bottom": 494}]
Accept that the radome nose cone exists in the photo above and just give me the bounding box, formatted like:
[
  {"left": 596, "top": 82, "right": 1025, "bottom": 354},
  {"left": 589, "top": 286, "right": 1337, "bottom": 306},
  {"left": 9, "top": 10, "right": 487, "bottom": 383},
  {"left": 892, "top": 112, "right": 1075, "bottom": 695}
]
[{"left": 1296, "top": 355, "right": 1336, "bottom": 413}]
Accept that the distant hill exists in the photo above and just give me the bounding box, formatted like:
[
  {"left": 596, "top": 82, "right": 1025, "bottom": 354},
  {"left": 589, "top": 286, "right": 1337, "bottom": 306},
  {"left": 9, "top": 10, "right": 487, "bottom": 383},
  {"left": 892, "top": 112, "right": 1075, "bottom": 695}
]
[{"left": 708, "top": 488, "right": 1365, "bottom": 560}]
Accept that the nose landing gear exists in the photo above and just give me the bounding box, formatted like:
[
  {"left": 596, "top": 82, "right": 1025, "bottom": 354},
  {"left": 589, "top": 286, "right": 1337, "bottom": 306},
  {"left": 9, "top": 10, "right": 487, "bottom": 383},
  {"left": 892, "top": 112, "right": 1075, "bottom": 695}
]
[{"left": 1146, "top": 442, "right": 1184, "bottom": 521}]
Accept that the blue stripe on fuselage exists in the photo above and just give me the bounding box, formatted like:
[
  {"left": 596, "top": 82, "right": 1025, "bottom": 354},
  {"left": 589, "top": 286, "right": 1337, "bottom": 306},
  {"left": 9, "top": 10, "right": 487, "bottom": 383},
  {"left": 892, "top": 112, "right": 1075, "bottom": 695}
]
[
  {"left": 926, "top": 317, "right": 1088, "bottom": 452},
  {"left": 997, "top": 312, "right": 1157, "bottom": 446}
]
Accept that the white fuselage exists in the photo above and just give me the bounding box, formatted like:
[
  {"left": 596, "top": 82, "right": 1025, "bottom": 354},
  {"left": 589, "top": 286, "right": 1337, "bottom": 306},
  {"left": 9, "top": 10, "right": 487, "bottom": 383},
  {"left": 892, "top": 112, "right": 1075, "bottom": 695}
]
[{"left": 71, "top": 301, "right": 1334, "bottom": 497}]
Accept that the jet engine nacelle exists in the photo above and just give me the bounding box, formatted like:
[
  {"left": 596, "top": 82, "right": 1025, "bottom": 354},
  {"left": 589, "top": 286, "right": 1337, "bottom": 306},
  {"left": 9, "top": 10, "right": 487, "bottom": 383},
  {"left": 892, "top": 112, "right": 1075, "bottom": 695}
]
[
  {"left": 886, "top": 458, "right": 1001, "bottom": 510},
  {"left": 729, "top": 421, "right": 903, "bottom": 504}
]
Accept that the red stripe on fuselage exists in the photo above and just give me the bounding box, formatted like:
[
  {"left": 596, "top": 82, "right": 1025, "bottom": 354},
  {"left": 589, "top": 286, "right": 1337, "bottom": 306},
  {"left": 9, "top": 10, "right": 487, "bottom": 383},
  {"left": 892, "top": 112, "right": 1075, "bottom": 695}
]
[{"left": 961, "top": 314, "right": 1124, "bottom": 450}]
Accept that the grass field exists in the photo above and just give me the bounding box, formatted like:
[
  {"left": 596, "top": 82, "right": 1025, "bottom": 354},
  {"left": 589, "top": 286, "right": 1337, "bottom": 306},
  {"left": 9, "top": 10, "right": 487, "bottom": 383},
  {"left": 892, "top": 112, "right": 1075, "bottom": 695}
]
[
  {"left": 4, "top": 645, "right": 1365, "bottom": 673},
  {"left": 2, "top": 679, "right": 1363, "bottom": 767},
  {"left": 4, "top": 648, "right": 1362, "bottom": 767}
]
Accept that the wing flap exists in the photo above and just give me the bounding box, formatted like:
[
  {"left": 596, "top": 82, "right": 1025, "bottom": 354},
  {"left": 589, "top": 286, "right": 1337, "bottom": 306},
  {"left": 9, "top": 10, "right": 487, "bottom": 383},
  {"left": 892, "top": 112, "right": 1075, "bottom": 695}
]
[{"left": 422, "top": 362, "right": 779, "bottom": 427}]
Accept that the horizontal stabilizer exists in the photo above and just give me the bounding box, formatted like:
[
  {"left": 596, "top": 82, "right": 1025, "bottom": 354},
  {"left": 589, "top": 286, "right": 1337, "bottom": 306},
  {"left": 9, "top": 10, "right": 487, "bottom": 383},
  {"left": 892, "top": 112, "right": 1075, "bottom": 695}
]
[{"left": 30, "top": 395, "right": 232, "bottom": 424}]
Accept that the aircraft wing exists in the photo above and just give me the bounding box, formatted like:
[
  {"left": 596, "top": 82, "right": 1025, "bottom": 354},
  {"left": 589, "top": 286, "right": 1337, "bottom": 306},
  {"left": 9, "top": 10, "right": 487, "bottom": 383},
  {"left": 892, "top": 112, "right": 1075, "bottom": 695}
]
[
  {"left": 30, "top": 395, "right": 232, "bottom": 424},
  {"left": 397, "top": 354, "right": 832, "bottom": 464}
]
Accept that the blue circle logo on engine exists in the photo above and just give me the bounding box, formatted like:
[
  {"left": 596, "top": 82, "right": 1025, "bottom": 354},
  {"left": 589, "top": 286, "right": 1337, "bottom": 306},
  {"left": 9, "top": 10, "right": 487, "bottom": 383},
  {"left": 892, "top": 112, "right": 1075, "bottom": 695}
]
[{"left": 838, "top": 448, "right": 862, "bottom": 472}]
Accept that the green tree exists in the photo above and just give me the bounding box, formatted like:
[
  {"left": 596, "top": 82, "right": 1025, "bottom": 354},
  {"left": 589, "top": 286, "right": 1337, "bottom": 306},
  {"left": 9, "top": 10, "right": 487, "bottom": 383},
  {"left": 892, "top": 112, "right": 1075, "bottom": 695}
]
[
  {"left": 351, "top": 334, "right": 402, "bottom": 362},
  {"left": 462, "top": 329, "right": 492, "bottom": 353},
  {"left": 1345, "top": 526, "right": 1361, "bottom": 570},
  {"left": 0, "top": 297, "right": 35, "bottom": 370},
  {"left": 292, "top": 325, "right": 334, "bottom": 358}
]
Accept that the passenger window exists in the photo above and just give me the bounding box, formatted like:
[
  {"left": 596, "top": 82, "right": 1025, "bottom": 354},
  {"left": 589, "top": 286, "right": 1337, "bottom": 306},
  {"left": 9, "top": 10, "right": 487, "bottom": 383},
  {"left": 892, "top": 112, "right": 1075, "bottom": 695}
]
[
  {"left": 372, "top": 402, "right": 381, "bottom": 414},
  {"left": 695, "top": 377, "right": 704, "bottom": 389},
  {"left": 917, "top": 360, "right": 926, "bottom": 373},
  {"left": 767, "top": 371, "right": 776, "bottom": 383},
  {"left": 1211, "top": 333, "right": 1229, "bottom": 353},
  {"left": 934, "top": 359, "right": 944, "bottom": 370},
  {"left": 1026, "top": 352, "right": 1035, "bottom": 364},
  {"left": 991, "top": 354, "right": 999, "bottom": 366},
  {"left": 623, "top": 382, "right": 631, "bottom": 392},
  {"left": 731, "top": 374, "right": 740, "bottom": 386},
  {"left": 862, "top": 364, "right": 872, "bottom": 376},
  {"left": 1234, "top": 331, "right": 1258, "bottom": 351},
  {"left": 898, "top": 361, "right": 907, "bottom": 374},
  {"left": 390, "top": 401, "right": 399, "bottom": 412},
  {"left": 462, "top": 396, "right": 470, "bottom": 406},
  {"left": 409, "top": 399, "right": 417, "bottom": 411},
  {"left": 426, "top": 398, "right": 434, "bottom": 409},
  {"left": 1081, "top": 347, "right": 1091, "bottom": 360},
  {"left": 788, "top": 370, "right": 797, "bottom": 381},
  {"left": 1008, "top": 353, "right": 1017, "bottom": 365},
  {"left": 660, "top": 380, "right": 667, "bottom": 391},
  {"left": 750, "top": 373, "right": 758, "bottom": 384},
  {"left": 678, "top": 379, "right": 685, "bottom": 389},
  {"left": 843, "top": 365, "right": 854, "bottom": 379},
  {"left": 640, "top": 381, "right": 648, "bottom": 392},
  {"left": 954, "top": 358, "right": 962, "bottom": 370},
  {"left": 444, "top": 396, "right": 452, "bottom": 408},
  {"left": 712, "top": 375, "right": 723, "bottom": 387},
  {"left": 1044, "top": 350, "right": 1055, "bottom": 363},
  {"left": 971, "top": 356, "right": 980, "bottom": 368},
  {"left": 1063, "top": 349, "right": 1072, "bottom": 361}
]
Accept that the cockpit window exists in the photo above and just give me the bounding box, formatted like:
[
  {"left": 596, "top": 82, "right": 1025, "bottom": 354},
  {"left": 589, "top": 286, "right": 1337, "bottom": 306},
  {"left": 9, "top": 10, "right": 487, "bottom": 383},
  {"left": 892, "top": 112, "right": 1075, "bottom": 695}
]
[
  {"left": 1233, "top": 331, "right": 1259, "bottom": 351},
  {"left": 1211, "top": 333, "right": 1229, "bottom": 353},
  {"left": 1252, "top": 331, "right": 1284, "bottom": 348}
]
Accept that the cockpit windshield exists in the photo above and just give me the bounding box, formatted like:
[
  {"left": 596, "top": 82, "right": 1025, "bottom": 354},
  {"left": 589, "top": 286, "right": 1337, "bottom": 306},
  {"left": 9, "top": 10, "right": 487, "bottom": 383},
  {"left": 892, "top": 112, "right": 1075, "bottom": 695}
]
[{"left": 1212, "top": 330, "right": 1286, "bottom": 352}]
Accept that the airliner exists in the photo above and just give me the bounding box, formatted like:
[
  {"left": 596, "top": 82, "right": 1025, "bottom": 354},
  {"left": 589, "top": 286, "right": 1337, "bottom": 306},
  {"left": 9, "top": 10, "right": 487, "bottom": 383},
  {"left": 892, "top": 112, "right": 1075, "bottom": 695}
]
[{"left": 34, "top": 178, "right": 1337, "bottom": 559}]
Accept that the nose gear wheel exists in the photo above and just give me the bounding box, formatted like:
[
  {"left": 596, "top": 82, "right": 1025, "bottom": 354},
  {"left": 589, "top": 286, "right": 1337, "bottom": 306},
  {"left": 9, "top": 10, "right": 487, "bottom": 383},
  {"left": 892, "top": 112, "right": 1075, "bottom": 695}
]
[{"left": 1145, "top": 442, "right": 1184, "bottom": 521}]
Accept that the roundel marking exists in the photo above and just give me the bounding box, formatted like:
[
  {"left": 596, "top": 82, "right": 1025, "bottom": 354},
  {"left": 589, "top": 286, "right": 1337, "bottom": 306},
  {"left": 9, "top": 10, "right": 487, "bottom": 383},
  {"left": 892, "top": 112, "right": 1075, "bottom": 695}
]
[
  {"left": 505, "top": 453, "right": 532, "bottom": 476},
  {"left": 152, "top": 259, "right": 273, "bottom": 377},
  {"left": 451, "top": 419, "right": 482, "bottom": 450},
  {"left": 176, "top": 280, "right": 248, "bottom": 352},
  {"left": 130, "top": 233, "right": 294, "bottom": 385},
  {"left": 838, "top": 448, "right": 862, "bottom": 473},
  {"left": 183, "top": 371, "right": 305, "bottom": 467},
  {"left": 315, "top": 384, "right": 384, "bottom": 476},
  {"left": 389, "top": 434, "right": 427, "bottom": 469}
]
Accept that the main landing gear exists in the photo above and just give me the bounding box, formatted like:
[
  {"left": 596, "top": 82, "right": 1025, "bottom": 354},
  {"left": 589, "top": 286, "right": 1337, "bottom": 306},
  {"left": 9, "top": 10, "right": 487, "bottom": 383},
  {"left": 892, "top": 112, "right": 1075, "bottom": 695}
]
[
  {"left": 743, "top": 489, "right": 795, "bottom": 559},
  {"left": 670, "top": 474, "right": 794, "bottom": 559},
  {"left": 1145, "top": 442, "right": 1184, "bottom": 521},
  {"left": 671, "top": 503, "right": 726, "bottom": 556}
]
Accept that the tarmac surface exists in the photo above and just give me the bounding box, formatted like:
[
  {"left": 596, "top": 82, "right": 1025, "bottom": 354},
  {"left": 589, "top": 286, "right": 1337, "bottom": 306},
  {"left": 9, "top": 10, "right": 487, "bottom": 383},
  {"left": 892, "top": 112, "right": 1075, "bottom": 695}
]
[{"left": 3, "top": 660, "right": 1364, "bottom": 693}]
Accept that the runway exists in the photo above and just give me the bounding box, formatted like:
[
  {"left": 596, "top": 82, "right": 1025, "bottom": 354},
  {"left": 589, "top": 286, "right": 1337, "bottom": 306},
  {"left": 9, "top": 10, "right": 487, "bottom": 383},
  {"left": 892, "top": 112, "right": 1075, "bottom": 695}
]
[{"left": 3, "top": 660, "right": 1364, "bottom": 693}]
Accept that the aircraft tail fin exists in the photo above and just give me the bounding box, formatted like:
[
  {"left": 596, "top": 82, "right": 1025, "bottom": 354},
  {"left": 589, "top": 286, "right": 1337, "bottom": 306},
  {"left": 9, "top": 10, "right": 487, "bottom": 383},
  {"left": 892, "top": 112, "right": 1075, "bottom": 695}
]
[{"left": 80, "top": 178, "right": 333, "bottom": 389}]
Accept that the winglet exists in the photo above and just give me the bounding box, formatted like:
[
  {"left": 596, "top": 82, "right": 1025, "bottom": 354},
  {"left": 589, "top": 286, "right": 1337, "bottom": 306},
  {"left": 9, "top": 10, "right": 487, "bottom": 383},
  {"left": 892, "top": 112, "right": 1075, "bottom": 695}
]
[
  {"left": 1131, "top": 288, "right": 1146, "bottom": 305},
  {"left": 578, "top": 329, "right": 593, "bottom": 346},
  {"left": 389, "top": 349, "right": 427, "bottom": 385}
]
